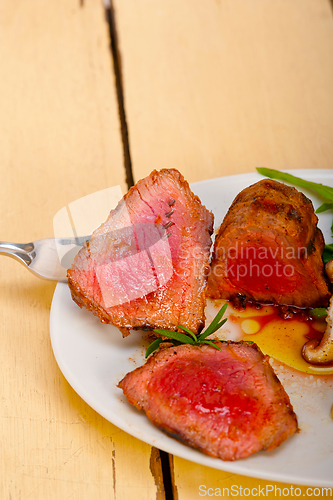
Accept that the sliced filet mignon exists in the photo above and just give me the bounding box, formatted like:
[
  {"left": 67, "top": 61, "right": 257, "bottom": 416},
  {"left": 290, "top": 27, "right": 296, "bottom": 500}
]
[
  {"left": 67, "top": 169, "right": 214, "bottom": 336},
  {"left": 207, "top": 179, "right": 330, "bottom": 308},
  {"left": 118, "top": 342, "right": 298, "bottom": 461}
]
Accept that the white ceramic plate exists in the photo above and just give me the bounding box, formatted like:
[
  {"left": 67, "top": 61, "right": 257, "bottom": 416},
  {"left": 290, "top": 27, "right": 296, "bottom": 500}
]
[{"left": 50, "top": 170, "right": 333, "bottom": 487}]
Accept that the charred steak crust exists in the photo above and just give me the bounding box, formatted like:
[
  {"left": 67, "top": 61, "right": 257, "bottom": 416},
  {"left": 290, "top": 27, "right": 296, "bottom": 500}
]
[
  {"left": 207, "top": 179, "right": 330, "bottom": 308},
  {"left": 67, "top": 169, "right": 214, "bottom": 336},
  {"left": 118, "top": 342, "right": 298, "bottom": 461}
]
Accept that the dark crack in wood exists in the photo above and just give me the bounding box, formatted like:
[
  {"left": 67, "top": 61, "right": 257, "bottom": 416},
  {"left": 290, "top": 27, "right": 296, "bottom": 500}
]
[
  {"left": 150, "top": 447, "right": 166, "bottom": 500},
  {"left": 105, "top": 2, "right": 134, "bottom": 189},
  {"left": 164, "top": 451, "right": 178, "bottom": 500},
  {"left": 150, "top": 447, "right": 178, "bottom": 500},
  {"left": 111, "top": 448, "right": 116, "bottom": 498},
  {"left": 103, "top": 3, "right": 177, "bottom": 499}
]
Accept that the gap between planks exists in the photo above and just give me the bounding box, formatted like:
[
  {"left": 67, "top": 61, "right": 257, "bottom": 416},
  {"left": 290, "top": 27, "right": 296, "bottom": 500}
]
[
  {"left": 105, "top": 1, "right": 134, "bottom": 188},
  {"left": 93, "top": 0, "right": 176, "bottom": 498}
]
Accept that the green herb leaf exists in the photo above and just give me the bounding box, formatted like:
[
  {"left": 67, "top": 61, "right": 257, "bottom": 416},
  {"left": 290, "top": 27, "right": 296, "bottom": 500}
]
[
  {"left": 256, "top": 168, "right": 333, "bottom": 201},
  {"left": 197, "top": 303, "right": 228, "bottom": 340},
  {"left": 153, "top": 329, "right": 195, "bottom": 344},
  {"left": 197, "top": 318, "right": 228, "bottom": 341},
  {"left": 213, "top": 317, "right": 228, "bottom": 332},
  {"left": 316, "top": 202, "right": 333, "bottom": 214},
  {"left": 309, "top": 308, "right": 328, "bottom": 319},
  {"left": 323, "top": 244, "right": 333, "bottom": 265},
  {"left": 145, "top": 337, "right": 164, "bottom": 358},
  {"left": 145, "top": 303, "right": 229, "bottom": 357},
  {"left": 177, "top": 325, "right": 198, "bottom": 342},
  {"left": 198, "top": 340, "right": 222, "bottom": 350}
]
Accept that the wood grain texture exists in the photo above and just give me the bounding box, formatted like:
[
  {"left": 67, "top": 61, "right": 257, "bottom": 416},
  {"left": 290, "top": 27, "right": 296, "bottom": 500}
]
[
  {"left": 114, "top": 0, "right": 333, "bottom": 184},
  {"left": 112, "top": 0, "right": 333, "bottom": 497},
  {"left": 0, "top": 1, "right": 157, "bottom": 499},
  {"left": 172, "top": 459, "right": 318, "bottom": 499},
  {"left": 0, "top": 0, "right": 126, "bottom": 242}
]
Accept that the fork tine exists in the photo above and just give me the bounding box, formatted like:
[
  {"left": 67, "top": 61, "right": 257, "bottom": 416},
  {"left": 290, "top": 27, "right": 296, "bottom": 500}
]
[{"left": 0, "top": 237, "right": 77, "bottom": 282}]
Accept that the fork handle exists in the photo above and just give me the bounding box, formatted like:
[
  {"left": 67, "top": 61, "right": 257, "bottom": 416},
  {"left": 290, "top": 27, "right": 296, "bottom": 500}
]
[
  {"left": 0, "top": 241, "right": 35, "bottom": 267},
  {"left": 0, "top": 241, "right": 34, "bottom": 253}
]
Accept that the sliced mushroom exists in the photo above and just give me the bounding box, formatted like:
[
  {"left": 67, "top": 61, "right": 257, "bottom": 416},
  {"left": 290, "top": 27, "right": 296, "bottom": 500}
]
[
  {"left": 325, "top": 259, "right": 333, "bottom": 283},
  {"left": 302, "top": 260, "right": 333, "bottom": 365}
]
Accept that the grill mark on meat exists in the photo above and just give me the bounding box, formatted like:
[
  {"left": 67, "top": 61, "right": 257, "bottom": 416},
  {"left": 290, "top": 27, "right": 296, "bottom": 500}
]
[
  {"left": 118, "top": 342, "right": 298, "bottom": 461},
  {"left": 287, "top": 207, "right": 302, "bottom": 221}
]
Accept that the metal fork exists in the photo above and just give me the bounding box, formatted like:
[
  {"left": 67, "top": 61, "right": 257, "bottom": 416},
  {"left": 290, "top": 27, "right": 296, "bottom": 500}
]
[{"left": 0, "top": 236, "right": 90, "bottom": 282}]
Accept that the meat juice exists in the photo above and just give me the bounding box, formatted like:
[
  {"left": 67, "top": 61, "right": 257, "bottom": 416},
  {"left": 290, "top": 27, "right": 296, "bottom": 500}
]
[{"left": 207, "top": 299, "right": 333, "bottom": 376}]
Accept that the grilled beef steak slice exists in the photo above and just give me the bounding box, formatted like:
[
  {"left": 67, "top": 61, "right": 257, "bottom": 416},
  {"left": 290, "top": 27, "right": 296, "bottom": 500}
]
[
  {"left": 207, "top": 179, "right": 330, "bottom": 308},
  {"left": 118, "top": 342, "right": 298, "bottom": 461},
  {"left": 67, "top": 169, "right": 214, "bottom": 336}
]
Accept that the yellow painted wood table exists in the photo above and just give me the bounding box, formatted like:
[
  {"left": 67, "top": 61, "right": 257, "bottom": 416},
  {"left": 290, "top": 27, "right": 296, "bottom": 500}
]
[
  {"left": 1, "top": 0, "right": 333, "bottom": 499},
  {"left": 0, "top": 1, "right": 158, "bottom": 499},
  {"left": 112, "top": 0, "right": 333, "bottom": 498}
]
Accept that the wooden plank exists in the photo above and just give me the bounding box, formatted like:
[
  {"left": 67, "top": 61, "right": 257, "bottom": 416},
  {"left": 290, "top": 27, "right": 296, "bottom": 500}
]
[
  {"left": 171, "top": 461, "right": 320, "bottom": 499},
  {"left": 112, "top": 0, "right": 333, "bottom": 497},
  {"left": 114, "top": 0, "right": 333, "bottom": 184},
  {"left": 0, "top": 1, "right": 158, "bottom": 499}
]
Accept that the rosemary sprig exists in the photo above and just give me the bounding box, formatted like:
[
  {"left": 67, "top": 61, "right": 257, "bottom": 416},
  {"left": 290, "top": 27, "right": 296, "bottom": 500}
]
[{"left": 145, "top": 303, "right": 228, "bottom": 358}]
